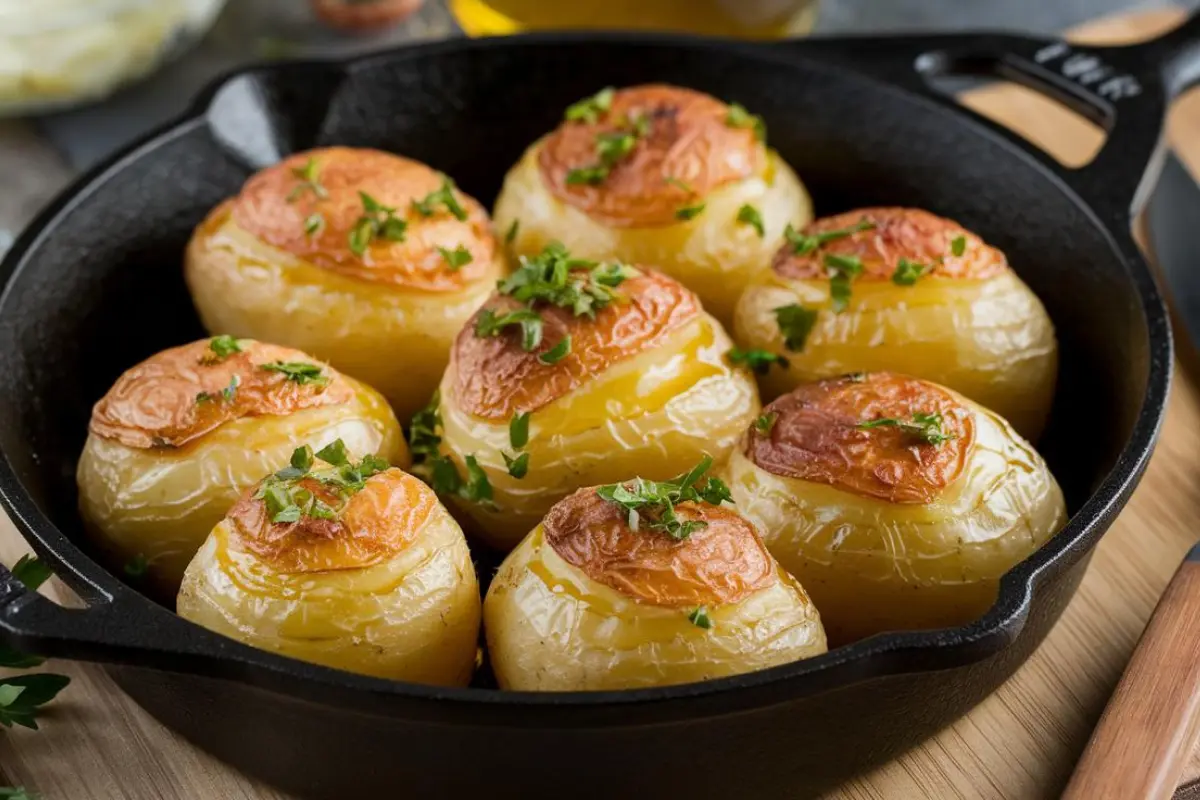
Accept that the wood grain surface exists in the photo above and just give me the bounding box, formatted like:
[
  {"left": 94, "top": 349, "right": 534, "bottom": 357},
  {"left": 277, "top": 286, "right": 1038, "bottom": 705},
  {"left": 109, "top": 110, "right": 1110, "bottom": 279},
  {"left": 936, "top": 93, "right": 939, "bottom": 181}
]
[{"left": 2, "top": 7, "right": 1200, "bottom": 799}]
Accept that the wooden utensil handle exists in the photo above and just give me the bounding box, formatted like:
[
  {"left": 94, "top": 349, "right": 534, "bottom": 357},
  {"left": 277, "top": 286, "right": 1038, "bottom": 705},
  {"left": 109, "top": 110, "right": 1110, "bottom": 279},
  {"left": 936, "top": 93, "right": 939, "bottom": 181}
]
[{"left": 1064, "top": 544, "right": 1200, "bottom": 800}]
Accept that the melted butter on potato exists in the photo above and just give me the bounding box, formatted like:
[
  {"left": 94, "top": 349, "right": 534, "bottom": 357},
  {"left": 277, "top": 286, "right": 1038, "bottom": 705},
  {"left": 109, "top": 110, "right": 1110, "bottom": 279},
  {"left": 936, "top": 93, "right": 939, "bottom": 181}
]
[
  {"left": 733, "top": 207, "right": 1057, "bottom": 440},
  {"left": 484, "top": 487, "right": 826, "bottom": 691},
  {"left": 185, "top": 147, "right": 507, "bottom": 423},
  {"left": 179, "top": 466, "right": 480, "bottom": 686},
  {"left": 724, "top": 372, "right": 1066, "bottom": 646},
  {"left": 77, "top": 338, "right": 407, "bottom": 594},
  {"left": 433, "top": 264, "right": 759, "bottom": 550},
  {"left": 493, "top": 85, "right": 813, "bottom": 326}
]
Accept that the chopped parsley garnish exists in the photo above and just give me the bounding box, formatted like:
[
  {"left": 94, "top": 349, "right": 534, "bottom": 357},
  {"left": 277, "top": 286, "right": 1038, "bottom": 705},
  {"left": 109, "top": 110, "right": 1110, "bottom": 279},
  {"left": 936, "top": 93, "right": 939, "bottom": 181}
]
[
  {"left": 206, "top": 335, "right": 243, "bottom": 361},
  {"left": 737, "top": 204, "right": 764, "bottom": 237},
  {"left": 951, "top": 235, "right": 967, "bottom": 257},
  {"left": 196, "top": 374, "right": 240, "bottom": 405},
  {"left": 565, "top": 87, "right": 615, "bottom": 123},
  {"left": 475, "top": 308, "right": 544, "bottom": 352},
  {"left": 627, "top": 111, "right": 652, "bottom": 137},
  {"left": 565, "top": 115, "right": 650, "bottom": 186},
  {"left": 505, "top": 219, "right": 520, "bottom": 245},
  {"left": 503, "top": 451, "right": 530, "bottom": 479},
  {"left": 260, "top": 361, "right": 329, "bottom": 386},
  {"left": 498, "top": 242, "right": 635, "bottom": 317},
  {"left": 856, "top": 412, "right": 955, "bottom": 446},
  {"left": 349, "top": 191, "right": 407, "bottom": 256},
  {"left": 784, "top": 219, "right": 875, "bottom": 256},
  {"left": 774, "top": 304, "right": 818, "bottom": 352},
  {"left": 408, "top": 391, "right": 442, "bottom": 464},
  {"left": 565, "top": 165, "right": 611, "bottom": 186},
  {"left": 462, "top": 455, "right": 493, "bottom": 503},
  {"left": 596, "top": 130, "right": 638, "bottom": 165},
  {"left": 664, "top": 176, "right": 695, "bottom": 194},
  {"left": 824, "top": 253, "right": 863, "bottom": 313},
  {"left": 596, "top": 455, "right": 732, "bottom": 540},
  {"left": 755, "top": 412, "right": 778, "bottom": 435},
  {"left": 892, "top": 258, "right": 931, "bottom": 286},
  {"left": 412, "top": 176, "right": 468, "bottom": 221},
  {"left": 256, "top": 440, "right": 391, "bottom": 523},
  {"left": 10, "top": 555, "right": 51, "bottom": 591},
  {"left": 287, "top": 157, "right": 327, "bottom": 203},
  {"left": 675, "top": 202, "right": 706, "bottom": 221},
  {"left": 725, "top": 102, "right": 766, "bottom": 142},
  {"left": 538, "top": 336, "right": 571, "bottom": 365},
  {"left": 687, "top": 606, "right": 713, "bottom": 629},
  {"left": 727, "top": 348, "right": 789, "bottom": 375},
  {"left": 124, "top": 554, "right": 148, "bottom": 579},
  {"left": 428, "top": 456, "right": 463, "bottom": 495},
  {"left": 509, "top": 411, "right": 530, "bottom": 450},
  {"left": 438, "top": 244, "right": 473, "bottom": 270},
  {"left": 304, "top": 213, "right": 324, "bottom": 237}
]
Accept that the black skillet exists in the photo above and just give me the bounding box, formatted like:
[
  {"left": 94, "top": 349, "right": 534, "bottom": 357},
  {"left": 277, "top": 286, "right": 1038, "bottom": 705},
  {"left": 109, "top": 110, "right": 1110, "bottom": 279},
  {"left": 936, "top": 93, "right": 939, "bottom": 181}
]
[{"left": 0, "top": 15, "right": 1198, "bottom": 800}]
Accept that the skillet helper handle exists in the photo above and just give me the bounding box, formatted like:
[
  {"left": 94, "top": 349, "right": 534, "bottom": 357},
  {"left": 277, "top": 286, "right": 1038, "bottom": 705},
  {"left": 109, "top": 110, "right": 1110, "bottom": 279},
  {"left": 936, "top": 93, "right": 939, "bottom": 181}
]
[{"left": 1062, "top": 544, "right": 1200, "bottom": 800}]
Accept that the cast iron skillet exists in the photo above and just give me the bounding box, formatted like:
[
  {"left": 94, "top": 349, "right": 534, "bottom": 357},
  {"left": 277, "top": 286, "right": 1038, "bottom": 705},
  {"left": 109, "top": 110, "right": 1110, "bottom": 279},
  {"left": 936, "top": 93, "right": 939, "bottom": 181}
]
[{"left": 1, "top": 16, "right": 1199, "bottom": 799}]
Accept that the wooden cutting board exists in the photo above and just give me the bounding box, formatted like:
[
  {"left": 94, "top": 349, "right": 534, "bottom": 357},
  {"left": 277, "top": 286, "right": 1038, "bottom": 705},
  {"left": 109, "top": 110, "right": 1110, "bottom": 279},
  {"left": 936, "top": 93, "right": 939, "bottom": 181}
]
[{"left": 2, "top": 7, "right": 1199, "bottom": 799}]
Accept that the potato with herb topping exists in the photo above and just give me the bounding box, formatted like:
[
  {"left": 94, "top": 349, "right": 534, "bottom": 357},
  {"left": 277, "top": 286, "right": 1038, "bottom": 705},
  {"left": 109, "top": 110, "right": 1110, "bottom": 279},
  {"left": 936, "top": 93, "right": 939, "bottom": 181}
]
[
  {"left": 178, "top": 442, "right": 479, "bottom": 685},
  {"left": 484, "top": 464, "right": 827, "bottom": 691},
  {"left": 184, "top": 146, "right": 507, "bottom": 423},
  {"left": 732, "top": 207, "right": 1057, "bottom": 439},
  {"left": 723, "top": 372, "right": 1066, "bottom": 645},
  {"left": 493, "top": 85, "right": 812, "bottom": 326},
  {"left": 76, "top": 337, "right": 406, "bottom": 594},
  {"left": 423, "top": 243, "right": 760, "bottom": 551}
]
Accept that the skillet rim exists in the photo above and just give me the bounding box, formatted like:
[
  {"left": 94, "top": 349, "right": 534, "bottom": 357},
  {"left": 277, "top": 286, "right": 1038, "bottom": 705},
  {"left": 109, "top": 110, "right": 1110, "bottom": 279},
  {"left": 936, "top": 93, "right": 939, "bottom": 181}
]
[{"left": 0, "top": 29, "right": 1172, "bottom": 715}]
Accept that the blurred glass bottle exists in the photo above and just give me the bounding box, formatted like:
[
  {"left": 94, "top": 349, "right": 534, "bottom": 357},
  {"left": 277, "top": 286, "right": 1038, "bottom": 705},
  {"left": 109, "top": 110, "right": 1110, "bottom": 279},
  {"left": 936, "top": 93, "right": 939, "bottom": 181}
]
[{"left": 450, "top": 0, "right": 820, "bottom": 38}]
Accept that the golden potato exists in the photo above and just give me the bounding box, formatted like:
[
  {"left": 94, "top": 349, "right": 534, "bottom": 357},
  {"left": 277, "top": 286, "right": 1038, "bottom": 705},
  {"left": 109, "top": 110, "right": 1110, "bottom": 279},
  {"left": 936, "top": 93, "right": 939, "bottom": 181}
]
[
  {"left": 723, "top": 372, "right": 1066, "bottom": 645},
  {"left": 178, "top": 446, "right": 479, "bottom": 685},
  {"left": 484, "top": 475, "right": 827, "bottom": 691},
  {"left": 732, "top": 207, "right": 1057, "bottom": 440},
  {"left": 420, "top": 245, "right": 760, "bottom": 551},
  {"left": 185, "top": 146, "right": 507, "bottom": 423},
  {"left": 76, "top": 337, "right": 406, "bottom": 594},
  {"left": 493, "top": 85, "right": 812, "bottom": 326}
]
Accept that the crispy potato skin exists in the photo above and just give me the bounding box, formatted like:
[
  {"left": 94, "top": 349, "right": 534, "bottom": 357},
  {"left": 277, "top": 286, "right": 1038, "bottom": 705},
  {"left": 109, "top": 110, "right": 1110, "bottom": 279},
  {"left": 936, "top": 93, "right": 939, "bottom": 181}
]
[
  {"left": 185, "top": 148, "right": 507, "bottom": 423},
  {"left": 733, "top": 208, "right": 1057, "bottom": 440},
  {"left": 77, "top": 366, "right": 406, "bottom": 595},
  {"left": 494, "top": 126, "right": 811, "bottom": 326},
  {"left": 178, "top": 471, "right": 479, "bottom": 685},
  {"left": 437, "top": 312, "right": 760, "bottom": 550},
  {"left": 484, "top": 516, "right": 826, "bottom": 691},
  {"left": 723, "top": 374, "right": 1066, "bottom": 645}
]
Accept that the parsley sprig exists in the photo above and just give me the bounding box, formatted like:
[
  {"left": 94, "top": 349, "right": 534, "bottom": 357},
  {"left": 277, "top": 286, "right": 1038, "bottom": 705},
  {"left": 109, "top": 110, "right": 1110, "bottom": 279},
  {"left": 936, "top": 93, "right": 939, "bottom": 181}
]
[
  {"left": 596, "top": 456, "right": 733, "bottom": 541},
  {"left": 754, "top": 412, "right": 778, "bottom": 435},
  {"left": 349, "top": 192, "right": 408, "bottom": 256},
  {"left": 438, "top": 244, "right": 473, "bottom": 270},
  {"left": 565, "top": 87, "right": 615, "bottom": 123},
  {"left": 255, "top": 440, "right": 391, "bottom": 523},
  {"left": 203, "top": 335, "right": 243, "bottom": 363},
  {"left": 260, "top": 361, "right": 329, "bottom": 386},
  {"left": 412, "top": 176, "right": 468, "bottom": 221},
  {"left": 824, "top": 253, "right": 863, "bottom": 313},
  {"left": 727, "top": 348, "right": 788, "bottom": 375},
  {"left": 408, "top": 391, "right": 443, "bottom": 465},
  {"left": 504, "top": 411, "right": 532, "bottom": 479},
  {"left": 725, "top": 102, "right": 766, "bottom": 143},
  {"left": 784, "top": 219, "right": 875, "bottom": 256},
  {"left": 892, "top": 258, "right": 932, "bottom": 286},
  {"left": 566, "top": 115, "right": 652, "bottom": 186},
  {"left": 737, "top": 204, "right": 764, "bottom": 237},
  {"left": 774, "top": 304, "right": 818, "bottom": 352},
  {"left": 475, "top": 308, "right": 544, "bottom": 351},
  {"left": 287, "top": 157, "right": 327, "bottom": 203},
  {"left": 0, "top": 556, "right": 70, "bottom": 731},
  {"left": 856, "top": 412, "right": 956, "bottom": 446}
]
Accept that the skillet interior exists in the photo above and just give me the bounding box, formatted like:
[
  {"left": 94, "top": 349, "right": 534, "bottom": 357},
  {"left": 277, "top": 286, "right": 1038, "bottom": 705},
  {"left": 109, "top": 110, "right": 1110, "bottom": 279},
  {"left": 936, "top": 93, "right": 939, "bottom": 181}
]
[{"left": 0, "top": 34, "right": 1163, "bottom": 796}]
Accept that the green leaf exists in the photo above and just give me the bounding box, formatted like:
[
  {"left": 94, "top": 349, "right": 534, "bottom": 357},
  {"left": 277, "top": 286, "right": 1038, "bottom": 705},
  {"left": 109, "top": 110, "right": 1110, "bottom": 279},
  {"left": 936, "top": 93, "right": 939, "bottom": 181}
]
[
  {"left": 359, "top": 191, "right": 391, "bottom": 215},
  {"left": 565, "top": 165, "right": 609, "bottom": 185},
  {"left": 10, "top": 556, "right": 51, "bottom": 592},
  {"left": 504, "top": 219, "right": 520, "bottom": 245},
  {"left": 272, "top": 506, "right": 302, "bottom": 524},
  {"left": 755, "top": 412, "right": 777, "bottom": 435},
  {"left": 291, "top": 445, "right": 314, "bottom": 474},
  {"left": 411, "top": 176, "right": 468, "bottom": 221},
  {"left": 503, "top": 451, "right": 530, "bottom": 479},
  {"left": 0, "top": 785, "right": 37, "bottom": 799},
  {"left": 315, "top": 439, "right": 350, "bottom": 467},
  {"left": 565, "top": 87, "right": 615, "bottom": 123},
  {"left": 725, "top": 102, "right": 766, "bottom": 143},
  {"left": 462, "top": 455, "right": 493, "bottom": 503},
  {"left": 0, "top": 645, "right": 43, "bottom": 670},
  {"left": 348, "top": 217, "right": 377, "bottom": 256},
  {"left": 856, "top": 411, "right": 956, "bottom": 446},
  {"left": 892, "top": 257, "right": 931, "bottom": 286},
  {"left": 303, "top": 213, "right": 324, "bottom": 237},
  {"left": 595, "top": 455, "right": 730, "bottom": 541},
  {"left": 474, "top": 308, "right": 544, "bottom": 352},
  {"left": 951, "top": 235, "right": 967, "bottom": 257},
  {"left": 429, "top": 456, "right": 463, "bottom": 495},
  {"left": 736, "top": 204, "right": 764, "bottom": 237},
  {"left": 438, "top": 244, "right": 473, "bottom": 270},
  {"left": 784, "top": 219, "right": 875, "bottom": 256},
  {"left": 509, "top": 411, "right": 531, "bottom": 449},
  {"left": 408, "top": 391, "right": 443, "bottom": 464},
  {"left": 675, "top": 202, "right": 706, "bottom": 221},
  {"left": 727, "top": 348, "right": 788, "bottom": 375},
  {"left": 773, "top": 304, "right": 818, "bottom": 352},
  {"left": 538, "top": 336, "right": 571, "bottom": 365},
  {"left": 596, "top": 131, "right": 638, "bottom": 165},
  {"left": 0, "top": 674, "right": 71, "bottom": 730},
  {"left": 379, "top": 217, "right": 408, "bottom": 242},
  {"left": 207, "top": 335, "right": 243, "bottom": 360},
  {"left": 260, "top": 361, "right": 329, "bottom": 386},
  {"left": 687, "top": 606, "right": 713, "bottom": 629},
  {"left": 824, "top": 253, "right": 863, "bottom": 314},
  {"left": 287, "top": 157, "right": 327, "bottom": 203}
]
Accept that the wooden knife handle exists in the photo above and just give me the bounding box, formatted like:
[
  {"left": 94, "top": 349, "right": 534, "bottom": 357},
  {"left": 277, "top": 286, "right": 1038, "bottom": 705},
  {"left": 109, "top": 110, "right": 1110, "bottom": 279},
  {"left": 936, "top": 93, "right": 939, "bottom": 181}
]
[{"left": 1063, "top": 545, "right": 1200, "bottom": 800}]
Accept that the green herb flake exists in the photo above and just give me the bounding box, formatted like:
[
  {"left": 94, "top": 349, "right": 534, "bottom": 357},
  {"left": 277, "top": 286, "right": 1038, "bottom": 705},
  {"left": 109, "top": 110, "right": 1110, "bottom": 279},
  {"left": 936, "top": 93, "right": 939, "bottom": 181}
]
[
  {"left": 505, "top": 219, "right": 520, "bottom": 245},
  {"left": 784, "top": 219, "right": 876, "bottom": 256},
  {"left": 664, "top": 176, "right": 694, "bottom": 194},
  {"left": 503, "top": 451, "right": 530, "bottom": 479},
  {"left": 538, "top": 336, "right": 572, "bottom": 365},
  {"left": 316, "top": 439, "right": 351, "bottom": 467},
  {"left": 304, "top": 213, "right": 324, "bottom": 238},
  {"left": 0, "top": 786, "right": 36, "bottom": 799},
  {"left": 498, "top": 242, "right": 635, "bottom": 319},
  {"left": 348, "top": 191, "right": 407, "bottom": 256},
  {"left": 727, "top": 348, "right": 788, "bottom": 375},
  {"left": 429, "top": 455, "right": 463, "bottom": 495},
  {"left": 824, "top": 253, "right": 863, "bottom": 314},
  {"left": 595, "top": 455, "right": 732, "bottom": 541},
  {"left": 774, "top": 304, "right": 818, "bottom": 352},
  {"left": 737, "top": 204, "right": 764, "bottom": 237},
  {"left": 725, "top": 102, "right": 766, "bottom": 142},
  {"left": 475, "top": 308, "right": 544, "bottom": 352},
  {"left": 260, "top": 361, "right": 330, "bottom": 387},
  {"left": 408, "top": 391, "right": 443, "bottom": 464},
  {"left": 950, "top": 235, "right": 967, "bottom": 257},
  {"left": 856, "top": 411, "right": 956, "bottom": 446},
  {"left": 509, "top": 411, "right": 531, "bottom": 450},
  {"left": 687, "top": 606, "right": 713, "bottom": 630},
  {"left": 565, "top": 87, "right": 615, "bottom": 123},
  {"left": 207, "top": 335, "right": 243, "bottom": 361},
  {"left": 411, "top": 176, "right": 468, "bottom": 221},
  {"left": 675, "top": 202, "right": 706, "bottom": 221},
  {"left": 462, "top": 455, "right": 493, "bottom": 503},
  {"left": 565, "top": 165, "right": 610, "bottom": 186},
  {"left": 892, "top": 257, "right": 931, "bottom": 286},
  {"left": 755, "top": 412, "right": 778, "bottom": 435},
  {"left": 10, "top": 555, "right": 51, "bottom": 592},
  {"left": 255, "top": 439, "right": 392, "bottom": 523},
  {"left": 287, "top": 157, "right": 327, "bottom": 203},
  {"left": 438, "top": 244, "right": 474, "bottom": 270}
]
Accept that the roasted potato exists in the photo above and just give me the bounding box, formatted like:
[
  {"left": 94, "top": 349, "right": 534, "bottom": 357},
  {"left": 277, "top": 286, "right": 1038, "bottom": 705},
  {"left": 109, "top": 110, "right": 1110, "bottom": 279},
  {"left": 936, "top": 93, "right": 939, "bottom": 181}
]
[
  {"left": 493, "top": 85, "right": 812, "bottom": 326},
  {"left": 484, "top": 476, "right": 827, "bottom": 691},
  {"left": 424, "top": 245, "right": 760, "bottom": 551},
  {"left": 76, "top": 337, "right": 406, "bottom": 593},
  {"left": 723, "top": 372, "right": 1067, "bottom": 645},
  {"left": 732, "top": 207, "right": 1057, "bottom": 440},
  {"left": 178, "top": 445, "right": 479, "bottom": 685},
  {"left": 185, "top": 146, "right": 506, "bottom": 423}
]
